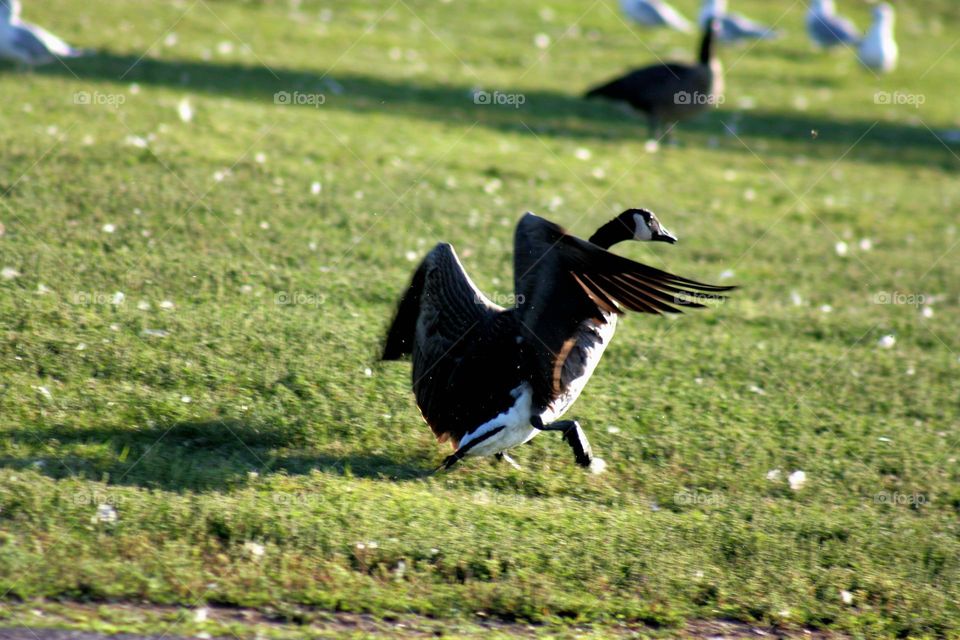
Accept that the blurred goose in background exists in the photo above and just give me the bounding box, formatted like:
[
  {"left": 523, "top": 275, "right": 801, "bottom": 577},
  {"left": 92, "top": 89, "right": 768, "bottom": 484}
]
[
  {"left": 698, "top": 0, "right": 780, "bottom": 43},
  {"left": 621, "top": 0, "right": 693, "bottom": 33},
  {"left": 0, "top": 0, "right": 84, "bottom": 67},
  {"left": 585, "top": 19, "right": 722, "bottom": 139},
  {"left": 382, "top": 210, "right": 733, "bottom": 472},
  {"left": 858, "top": 3, "right": 897, "bottom": 72},
  {"left": 807, "top": 0, "right": 860, "bottom": 48}
]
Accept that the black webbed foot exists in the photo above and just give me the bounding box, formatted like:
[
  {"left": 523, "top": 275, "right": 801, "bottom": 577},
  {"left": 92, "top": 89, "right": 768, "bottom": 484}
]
[
  {"left": 531, "top": 417, "right": 594, "bottom": 468},
  {"left": 561, "top": 422, "right": 594, "bottom": 468}
]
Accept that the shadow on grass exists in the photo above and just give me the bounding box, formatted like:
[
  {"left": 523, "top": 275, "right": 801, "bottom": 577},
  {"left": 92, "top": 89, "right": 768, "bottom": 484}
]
[
  {"left": 28, "top": 51, "right": 960, "bottom": 169},
  {"left": 0, "top": 419, "right": 433, "bottom": 491}
]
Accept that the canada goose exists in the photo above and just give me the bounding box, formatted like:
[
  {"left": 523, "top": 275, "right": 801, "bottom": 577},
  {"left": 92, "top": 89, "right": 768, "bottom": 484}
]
[
  {"left": 698, "top": 0, "right": 780, "bottom": 43},
  {"left": 382, "top": 210, "right": 734, "bottom": 471},
  {"left": 585, "top": 20, "right": 722, "bottom": 139},
  {"left": 621, "top": 0, "right": 693, "bottom": 33},
  {"left": 807, "top": 0, "right": 860, "bottom": 49},
  {"left": 858, "top": 3, "right": 897, "bottom": 73},
  {"left": 0, "top": 0, "right": 84, "bottom": 67}
]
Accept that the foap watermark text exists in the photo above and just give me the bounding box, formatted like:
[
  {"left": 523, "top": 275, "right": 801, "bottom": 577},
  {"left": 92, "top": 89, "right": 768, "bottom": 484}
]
[
  {"left": 274, "top": 91, "right": 326, "bottom": 108},
  {"left": 873, "top": 291, "right": 927, "bottom": 307},
  {"left": 73, "top": 91, "right": 126, "bottom": 107},
  {"left": 874, "top": 91, "right": 925, "bottom": 108},
  {"left": 473, "top": 90, "right": 526, "bottom": 109},
  {"left": 674, "top": 91, "right": 724, "bottom": 107}
]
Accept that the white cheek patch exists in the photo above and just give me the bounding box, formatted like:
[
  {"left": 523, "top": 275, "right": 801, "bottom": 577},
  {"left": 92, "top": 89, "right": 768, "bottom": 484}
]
[{"left": 632, "top": 213, "right": 653, "bottom": 241}]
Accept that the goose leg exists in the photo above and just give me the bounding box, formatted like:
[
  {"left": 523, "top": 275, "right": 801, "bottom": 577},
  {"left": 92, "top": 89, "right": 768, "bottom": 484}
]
[
  {"left": 495, "top": 452, "right": 522, "bottom": 470},
  {"left": 531, "top": 417, "right": 594, "bottom": 467},
  {"left": 664, "top": 122, "right": 678, "bottom": 145},
  {"left": 434, "top": 449, "right": 465, "bottom": 473},
  {"left": 646, "top": 114, "right": 661, "bottom": 140}
]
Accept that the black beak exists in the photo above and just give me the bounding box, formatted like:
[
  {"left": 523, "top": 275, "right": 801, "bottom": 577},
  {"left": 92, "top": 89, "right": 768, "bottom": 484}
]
[{"left": 654, "top": 230, "right": 678, "bottom": 244}]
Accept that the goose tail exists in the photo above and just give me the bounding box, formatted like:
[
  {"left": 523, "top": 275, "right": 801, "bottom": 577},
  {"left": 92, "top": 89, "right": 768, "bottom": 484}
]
[
  {"left": 584, "top": 86, "right": 603, "bottom": 99},
  {"left": 584, "top": 80, "right": 617, "bottom": 100}
]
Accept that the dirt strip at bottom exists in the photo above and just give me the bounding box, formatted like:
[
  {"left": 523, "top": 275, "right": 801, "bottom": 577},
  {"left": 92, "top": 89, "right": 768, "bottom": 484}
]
[{"left": 0, "top": 602, "right": 843, "bottom": 639}]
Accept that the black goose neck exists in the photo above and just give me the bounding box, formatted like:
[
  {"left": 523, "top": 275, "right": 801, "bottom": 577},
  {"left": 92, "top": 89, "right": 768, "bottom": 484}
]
[
  {"left": 699, "top": 21, "right": 715, "bottom": 65},
  {"left": 588, "top": 217, "right": 632, "bottom": 249}
]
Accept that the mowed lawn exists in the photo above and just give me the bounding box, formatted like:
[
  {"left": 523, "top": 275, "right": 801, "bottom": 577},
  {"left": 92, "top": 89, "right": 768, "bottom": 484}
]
[{"left": 0, "top": 0, "right": 959, "bottom": 637}]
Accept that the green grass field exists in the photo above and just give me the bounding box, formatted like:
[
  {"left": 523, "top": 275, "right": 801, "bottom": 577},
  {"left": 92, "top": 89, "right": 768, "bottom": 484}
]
[{"left": 1, "top": 0, "right": 959, "bottom": 637}]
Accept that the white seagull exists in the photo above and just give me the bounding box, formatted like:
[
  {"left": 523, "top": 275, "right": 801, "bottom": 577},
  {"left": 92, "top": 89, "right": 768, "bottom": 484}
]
[
  {"left": 621, "top": 0, "right": 694, "bottom": 33},
  {"left": 807, "top": 0, "right": 860, "bottom": 49},
  {"left": 858, "top": 3, "right": 898, "bottom": 73},
  {"left": 698, "top": 0, "right": 780, "bottom": 43},
  {"left": 0, "top": 0, "right": 84, "bottom": 67}
]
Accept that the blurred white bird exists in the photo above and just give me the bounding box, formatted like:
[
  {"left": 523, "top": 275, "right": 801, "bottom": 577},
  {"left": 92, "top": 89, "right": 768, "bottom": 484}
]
[
  {"left": 0, "top": 0, "right": 84, "bottom": 67},
  {"left": 698, "top": 0, "right": 780, "bottom": 43},
  {"left": 807, "top": 0, "right": 860, "bottom": 48},
  {"left": 621, "top": 0, "right": 694, "bottom": 33},
  {"left": 859, "top": 3, "right": 897, "bottom": 72}
]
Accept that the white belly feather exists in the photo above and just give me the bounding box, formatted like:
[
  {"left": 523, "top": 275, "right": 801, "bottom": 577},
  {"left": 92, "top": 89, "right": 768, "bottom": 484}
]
[
  {"left": 458, "top": 383, "right": 538, "bottom": 457},
  {"left": 458, "top": 313, "right": 618, "bottom": 458}
]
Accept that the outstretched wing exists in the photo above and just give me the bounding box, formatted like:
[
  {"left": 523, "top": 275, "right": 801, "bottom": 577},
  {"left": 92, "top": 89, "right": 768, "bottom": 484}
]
[
  {"left": 382, "top": 242, "right": 501, "bottom": 360},
  {"left": 382, "top": 243, "right": 506, "bottom": 442},
  {"left": 513, "top": 213, "right": 733, "bottom": 406}
]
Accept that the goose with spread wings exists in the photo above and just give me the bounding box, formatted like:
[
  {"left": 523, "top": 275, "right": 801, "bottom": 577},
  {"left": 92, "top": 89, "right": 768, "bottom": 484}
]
[{"left": 381, "top": 210, "right": 734, "bottom": 471}]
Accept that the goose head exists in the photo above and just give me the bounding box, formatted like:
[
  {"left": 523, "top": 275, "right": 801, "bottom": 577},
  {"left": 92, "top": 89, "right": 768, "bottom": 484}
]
[
  {"left": 589, "top": 208, "right": 677, "bottom": 249},
  {"left": 629, "top": 208, "right": 677, "bottom": 243}
]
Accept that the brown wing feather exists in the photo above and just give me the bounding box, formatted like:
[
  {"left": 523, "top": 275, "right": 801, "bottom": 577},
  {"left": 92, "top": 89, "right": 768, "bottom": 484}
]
[
  {"left": 513, "top": 212, "right": 734, "bottom": 409},
  {"left": 552, "top": 336, "right": 580, "bottom": 395}
]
